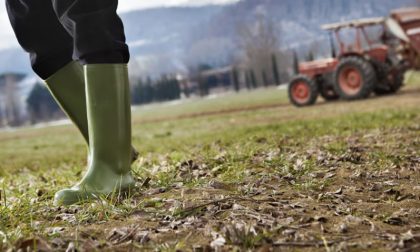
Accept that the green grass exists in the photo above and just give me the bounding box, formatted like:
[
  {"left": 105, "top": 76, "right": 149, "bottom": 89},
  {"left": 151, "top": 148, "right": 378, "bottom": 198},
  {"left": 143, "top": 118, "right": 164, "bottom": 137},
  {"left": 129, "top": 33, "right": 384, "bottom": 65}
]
[
  {"left": 0, "top": 73, "right": 419, "bottom": 251},
  {"left": 406, "top": 70, "right": 420, "bottom": 86},
  {"left": 132, "top": 87, "right": 288, "bottom": 121}
]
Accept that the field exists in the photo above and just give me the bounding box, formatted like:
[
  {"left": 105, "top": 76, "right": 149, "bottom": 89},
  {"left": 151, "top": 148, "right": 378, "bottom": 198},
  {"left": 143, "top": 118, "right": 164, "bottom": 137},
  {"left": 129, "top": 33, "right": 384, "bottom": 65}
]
[{"left": 0, "top": 72, "right": 419, "bottom": 251}]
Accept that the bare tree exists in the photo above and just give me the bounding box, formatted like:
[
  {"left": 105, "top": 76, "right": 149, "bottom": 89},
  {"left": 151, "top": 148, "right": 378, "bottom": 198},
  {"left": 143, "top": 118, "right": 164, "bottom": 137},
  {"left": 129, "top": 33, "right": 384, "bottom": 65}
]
[
  {"left": 184, "top": 37, "right": 235, "bottom": 69},
  {"left": 237, "top": 11, "right": 280, "bottom": 87},
  {"left": 2, "top": 75, "right": 22, "bottom": 126},
  {"left": 0, "top": 84, "right": 5, "bottom": 127}
]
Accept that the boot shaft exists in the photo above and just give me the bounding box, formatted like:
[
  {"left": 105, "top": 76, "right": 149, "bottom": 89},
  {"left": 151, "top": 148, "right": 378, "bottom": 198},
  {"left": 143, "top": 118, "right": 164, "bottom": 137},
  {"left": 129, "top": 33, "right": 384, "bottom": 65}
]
[{"left": 84, "top": 64, "right": 132, "bottom": 174}]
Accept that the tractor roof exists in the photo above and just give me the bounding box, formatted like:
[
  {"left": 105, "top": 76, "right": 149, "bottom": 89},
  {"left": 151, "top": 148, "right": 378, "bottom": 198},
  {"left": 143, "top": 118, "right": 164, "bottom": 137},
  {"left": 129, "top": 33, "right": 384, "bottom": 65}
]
[
  {"left": 321, "top": 17, "right": 385, "bottom": 31},
  {"left": 390, "top": 8, "right": 420, "bottom": 24}
]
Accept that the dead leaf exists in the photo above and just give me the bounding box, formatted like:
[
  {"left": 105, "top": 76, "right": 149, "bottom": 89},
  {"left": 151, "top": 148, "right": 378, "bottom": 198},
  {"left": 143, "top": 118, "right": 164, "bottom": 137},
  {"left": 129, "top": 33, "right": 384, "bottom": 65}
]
[
  {"left": 45, "top": 227, "right": 65, "bottom": 236},
  {"left": 208, "top": 180, "right": 232, "bottom": 190},
  {"left": 210, "top": 236, "right": 226, "bottom": 248},
  {"left": 314, "top": 216, "right": 327, "bottom": 223},
  {"left": 344, "top": 215, "right": 364, "bottom": 225},
  {"left": 338, "top": 223, "right": 348, "bottom": 233},
  {"left": 384, "top": 216, "right": 404, "bottom": 225},
  {"left": 282, "top": 229, "right": 296, "bottom": 236},
  {"left": 324, "top": 172, "right": 336, "bottom": 179},
  {"left": 65, "top": 242, "right": 75, "bottom": 252}
]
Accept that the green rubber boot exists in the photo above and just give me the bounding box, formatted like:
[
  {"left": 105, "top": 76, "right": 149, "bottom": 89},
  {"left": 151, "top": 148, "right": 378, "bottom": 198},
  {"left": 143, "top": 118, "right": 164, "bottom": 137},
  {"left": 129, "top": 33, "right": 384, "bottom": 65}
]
[
  {"left": 45, "top": 62, "right": 89, "bottom": 143},
  {"left": 54, "top": 64, "right": 135, "bottom": 206},
  {"left": 45, "top": 61, "right": 138, "bottom": 162}
]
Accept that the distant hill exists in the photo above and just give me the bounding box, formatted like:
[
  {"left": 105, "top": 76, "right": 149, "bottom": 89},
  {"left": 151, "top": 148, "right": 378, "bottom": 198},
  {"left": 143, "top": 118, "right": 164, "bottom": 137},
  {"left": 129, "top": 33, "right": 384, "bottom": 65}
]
[
  {"left": 0, "top": 0, "right": 417, "bottom": 77},
  {"left": 122, "top": 6, "right": 223, "bottom": 57},
  {"left": 185, "top": 0, "right": 418, "bottom": 65},
  {"left": 203, "top": 0, "right": 417, "bottom": 45}
]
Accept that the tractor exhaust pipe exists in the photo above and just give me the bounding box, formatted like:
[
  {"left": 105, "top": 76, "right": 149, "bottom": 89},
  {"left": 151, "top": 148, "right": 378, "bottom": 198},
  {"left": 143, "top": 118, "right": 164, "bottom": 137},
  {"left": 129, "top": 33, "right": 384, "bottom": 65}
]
[
  {"left": 329, "top": 32, "right": 337, "bottom": 58},
  {"left": 293, "top": 50, "right": 299, "bottom": 75}
]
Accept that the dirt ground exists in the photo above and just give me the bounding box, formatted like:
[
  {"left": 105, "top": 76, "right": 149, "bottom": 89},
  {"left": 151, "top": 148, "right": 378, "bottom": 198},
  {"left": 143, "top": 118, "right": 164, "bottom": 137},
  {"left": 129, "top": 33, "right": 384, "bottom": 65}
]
[{"left": 71, "top": 127, "right": 420, "bottom": 252}]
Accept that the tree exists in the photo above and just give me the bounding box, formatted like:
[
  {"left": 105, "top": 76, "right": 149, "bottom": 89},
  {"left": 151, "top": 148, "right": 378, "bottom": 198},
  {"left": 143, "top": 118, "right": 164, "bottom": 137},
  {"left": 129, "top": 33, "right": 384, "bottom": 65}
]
[
  {"left": 307, "top": 40, "right": 320, "bottom": 61},
  {"left": 152, "top": 75, "right": 181, "bottom": 102},
  {"left": 271, "top": 54, "right": 280, "bottom": 85},
  {"left": 1, "top": 74, "right": 23, "bottom": 126},
  {"left": 245, "top": 71, "right": 252, "bottom": 90},
  {"left": 131, "top": 78, "right": 143, "bottom": 105},
  {"left": 232, "top": 67, "right": 240, "bottom": 92},
  {"left": 238, "top": 12, "right": 279, "bottom": 87},
  {"left": 262, "top": 70, "right": 269, "bottom": 87},
  {"left": 27, "top": 83, "right": 61, "bottom": 123},
  {"left": 144, "top": 77, "right": 155, "bottom": 104},
  {"left": 196, "top": 64, "right": 212, "bottom": 97},
  {"left": 306, "top": 50, "right": 315, "bottom": 61},
  {"left": 250, "top": 69, "right": 258, "bottom": 89},
  {"left": 168, "top": 77, "right": 181, "bottom": 100}
]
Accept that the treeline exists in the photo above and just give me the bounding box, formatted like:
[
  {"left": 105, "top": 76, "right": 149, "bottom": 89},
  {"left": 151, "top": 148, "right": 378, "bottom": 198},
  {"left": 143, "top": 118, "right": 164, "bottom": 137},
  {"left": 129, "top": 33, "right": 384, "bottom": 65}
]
[
  {"left": 26, "top": 75, "right": 183, "bottom": 123},
  {"left": 24, "top": 58, "right": 287, "bottom": 124},
  {"left": 131, "top": 76, "right": 181, "bottom": 105},
  {"left": 193, "top": 51, "right": 290, "bottom": 98}
]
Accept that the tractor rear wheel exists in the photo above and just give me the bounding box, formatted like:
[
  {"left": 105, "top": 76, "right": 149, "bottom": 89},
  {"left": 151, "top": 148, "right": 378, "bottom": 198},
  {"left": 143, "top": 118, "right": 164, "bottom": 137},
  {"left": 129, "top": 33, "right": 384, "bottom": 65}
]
[
  {"left": 389, "top": 67, "right": 405, "bottom": 92},
  {"left": 333, "top": 56, "right": 376, "bottom": 100},
  {"left": 374, "top": 61, "right": 405, "bottom": 95},
  {"left": 288, "top": 75, "right": 318, "bottom": 107}
]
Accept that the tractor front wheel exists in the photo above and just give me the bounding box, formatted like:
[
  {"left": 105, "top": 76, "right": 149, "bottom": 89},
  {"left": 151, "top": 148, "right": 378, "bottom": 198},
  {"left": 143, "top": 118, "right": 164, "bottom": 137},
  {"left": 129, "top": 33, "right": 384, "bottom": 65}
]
[
  {"left": 288, "top": 75, "right": 318, "bottom": 107},
  {"left": 333, "top": 56, "right": 376, "bottom": 100}
]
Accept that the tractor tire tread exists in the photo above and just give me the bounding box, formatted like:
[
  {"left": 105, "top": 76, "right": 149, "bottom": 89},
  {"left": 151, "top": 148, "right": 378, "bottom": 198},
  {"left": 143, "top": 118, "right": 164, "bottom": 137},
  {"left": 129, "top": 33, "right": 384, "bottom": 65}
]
[
  {"left": 333, "top": 56, "right": 376, "bottom": 100},
  {"left": 288, "top": 75, "right": 318, "bottom": 107}
]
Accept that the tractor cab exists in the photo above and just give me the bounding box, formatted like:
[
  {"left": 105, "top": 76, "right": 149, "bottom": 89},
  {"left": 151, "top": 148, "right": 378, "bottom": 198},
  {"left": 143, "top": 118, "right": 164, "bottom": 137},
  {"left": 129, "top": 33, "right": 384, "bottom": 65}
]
[{"left": 321, "top": 17, "right": 389, "bottom": 63}]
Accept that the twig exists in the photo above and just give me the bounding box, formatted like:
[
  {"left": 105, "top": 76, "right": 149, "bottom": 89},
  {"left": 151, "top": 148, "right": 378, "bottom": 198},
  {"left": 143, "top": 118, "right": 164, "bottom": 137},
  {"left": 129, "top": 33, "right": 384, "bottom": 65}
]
[
  {"left": 178, "top": 196, "right": 276, "bottom": 216},
  {"left": 141, "top": 177, "right": 151, "bottom": 188},
  {"left": 400, "top": 243, "right": 420, "bottom": 252},
  {"left": 115, "top": 225, "right": 140, "bottom": 244},
  {"left": 321, "top": 236, "right": 331, "bottom": 252},
  {"left": 273, "top": 235, "right": 361, "bottom": 247},
  {"left": 230, "top": 212, "right": 275, "bottom": 226}
]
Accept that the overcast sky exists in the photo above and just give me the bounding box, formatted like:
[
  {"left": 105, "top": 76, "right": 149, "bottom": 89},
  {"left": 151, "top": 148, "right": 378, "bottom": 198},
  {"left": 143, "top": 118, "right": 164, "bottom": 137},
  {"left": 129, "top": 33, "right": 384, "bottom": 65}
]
[
  {"left": 118, "top": 0, "right": 239, "bottom": 12},
  {"left": 0, "top": 0, "right": 239, "bottom": 50}
]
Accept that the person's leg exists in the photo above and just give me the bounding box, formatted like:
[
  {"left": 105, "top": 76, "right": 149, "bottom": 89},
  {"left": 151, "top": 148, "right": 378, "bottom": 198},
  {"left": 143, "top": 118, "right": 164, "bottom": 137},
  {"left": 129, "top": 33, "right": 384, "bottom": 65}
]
[
  {"left": 6, "top": 0, "right": 138, "bottom": 161},
  {"left": 51, "top": 0, "right": 130, "bottom": 65},
  {"left": 5, "top": 0, "right": 88, "bottom": 144},
  {"left": 52, "top": 0, "right": 135, "bottom": 205},
  {"left": 5, "top": 0, "right": 73, "bottom": 79}
]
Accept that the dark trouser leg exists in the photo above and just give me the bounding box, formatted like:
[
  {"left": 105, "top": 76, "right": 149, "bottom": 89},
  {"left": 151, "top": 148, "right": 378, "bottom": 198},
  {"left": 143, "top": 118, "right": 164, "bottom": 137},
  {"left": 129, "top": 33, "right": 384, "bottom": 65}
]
[
  {"left": 5, "top": 0, "right": 73, "bottom": 79},
  {"left": 52, "top": 0, "right": 130, "bottom": 64},
  {"left": 6, "top": 0, "right": 90, "bottom": 144}
]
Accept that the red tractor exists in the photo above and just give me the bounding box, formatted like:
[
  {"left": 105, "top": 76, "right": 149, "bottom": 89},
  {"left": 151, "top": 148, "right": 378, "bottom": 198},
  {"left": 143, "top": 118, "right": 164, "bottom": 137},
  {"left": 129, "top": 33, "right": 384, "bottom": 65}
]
[{"left": 288, "top": 8, "right": 420, "bottom": 107}]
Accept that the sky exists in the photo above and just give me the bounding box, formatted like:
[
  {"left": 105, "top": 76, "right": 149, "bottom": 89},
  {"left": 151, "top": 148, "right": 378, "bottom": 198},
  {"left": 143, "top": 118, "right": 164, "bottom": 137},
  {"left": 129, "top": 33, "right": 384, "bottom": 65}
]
[
  {"left": 117, "top": 0, "right": 239, "bottom": 12},
  {"left": 0, "top": 0, "right": 239, "bottom": 50}
]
